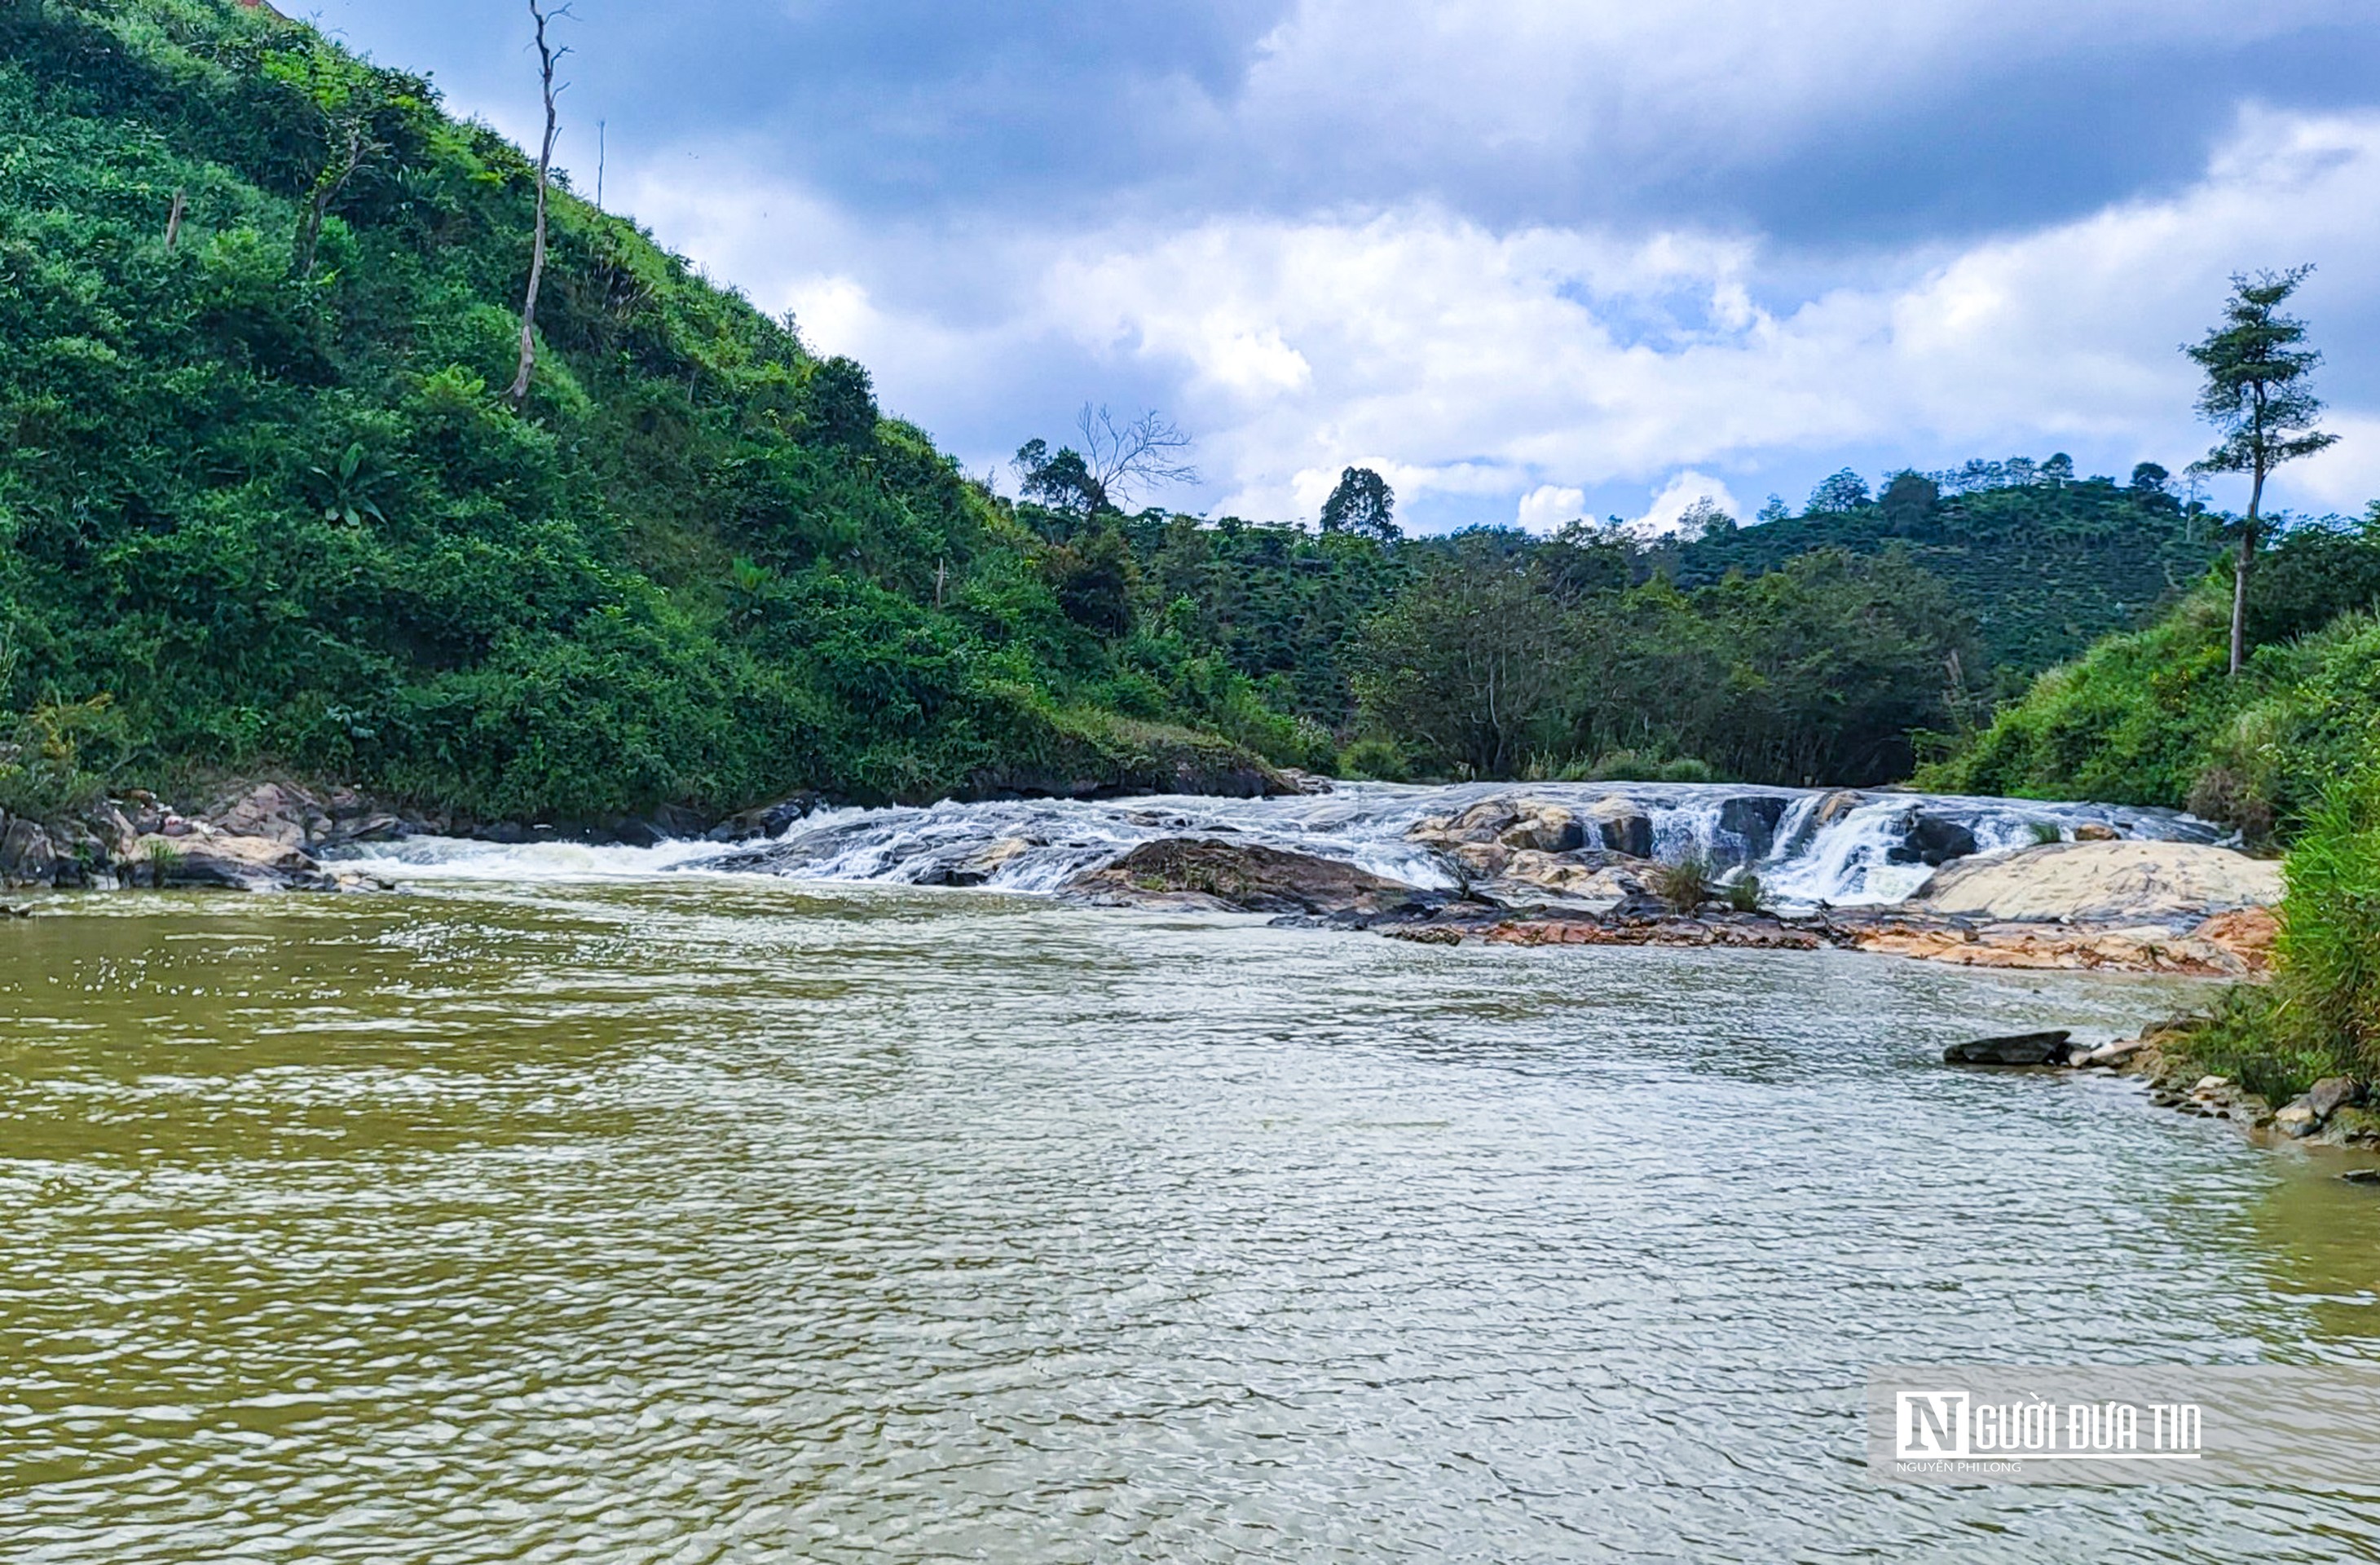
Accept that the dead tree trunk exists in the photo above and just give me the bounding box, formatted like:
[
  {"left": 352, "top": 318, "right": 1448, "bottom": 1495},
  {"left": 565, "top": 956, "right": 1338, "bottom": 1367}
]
[
  {"left": 508, "top": 1, "right": 567, "bottom": 408},
  {"left": 164, "top": 188, "right": 187, "bottom": 251}
]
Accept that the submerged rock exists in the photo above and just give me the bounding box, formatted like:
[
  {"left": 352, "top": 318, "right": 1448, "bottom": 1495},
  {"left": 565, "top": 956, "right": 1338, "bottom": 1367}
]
[
  {"left": 1943, "top": 1030, "right": 2074, "bottom": 1066},
  {"left": 1065, "top": 837, "right": 1432, "bottom": 917}
]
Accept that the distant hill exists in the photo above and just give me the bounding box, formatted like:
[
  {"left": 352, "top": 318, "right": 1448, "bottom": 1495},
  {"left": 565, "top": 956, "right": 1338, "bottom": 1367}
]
[{"left": 1668, "top": 476, "right": 2224, "bottom": 693}]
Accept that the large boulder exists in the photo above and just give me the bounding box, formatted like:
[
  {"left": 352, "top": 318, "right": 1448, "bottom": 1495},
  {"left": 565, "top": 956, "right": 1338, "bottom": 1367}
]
[
  {"left": 1065, "top": 837, "right": 1430, "bottom": 917},
  {"left": 129, "top": 827, "right": 347, "bottom": 893},
  {"left": 1907, "top": 840, "right": 2284, "bottom": 925},
  {"left": 1408, "top": 795, "right": 1589, "bottom": 853},
  {"left": 0, "top": 816, "right": 60, "bottom": 887},
  {"left": 1886, "top": 811, "right": 1979, "bottom": 867},
  {"left": 1717, "top": 796, "right": 1788, "bottom": 862},
  {"left": 1582, "top": 795, "right": 1655, "bottom": 859},
  {"left": 707, "top": 793, "right": 826, "bottom": 843}
]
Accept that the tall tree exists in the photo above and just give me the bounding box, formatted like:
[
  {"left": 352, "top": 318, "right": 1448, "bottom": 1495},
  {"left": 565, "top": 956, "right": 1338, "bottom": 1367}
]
[
  {"left": 2187, "top": 267, "right": 2338, "bottom": 675},
  {"left": 1319, "top": 466, "right": 1399, "bottom": 541},
  {"left": 1353, "top": 542, "right": 1567, "bottom": 777},
  {"left": 506, "top": 1, "right": 568, "bottom": 408},
  {"left": 1012, "top": 405, "right": 1198, "bottom": 522}
]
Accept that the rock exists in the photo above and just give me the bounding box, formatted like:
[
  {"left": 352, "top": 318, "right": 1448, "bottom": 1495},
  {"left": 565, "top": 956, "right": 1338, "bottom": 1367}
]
[
  {"left": 941, "top": 837, "right": 1034, "bottom": 887},
  {"left": 1065, "top": 837, "right": 1430, "bottom": 917},
  {"left": 1906, "top": 840, "right": 2285, "bottom": 926},
  {"left": 2081, "top": 1036, "right": 2151, "bottom": 1067},
  {"left": 132, "top": 827, "right": 343, "bottom": 893},
  {"left": 2192, "top": 1075, "right": 2229, "bottom": 1095},
  {"left": 0, "top": 816, "right": 60, "bottom": 887},
  {"left": 2191, "top": 906, "right": 2281, "bottom": 970},
  {"left": 706, "top": 794, "right": 826, "bottom": 843},
  {"left": 1490, "top": 852, "right": 1646, "bottom": 905},
  {"left": 2281, "top": 1077, "right": 2362, "bottom": 1136},
  {"left": 1717, "top": 796, "right": 1788, "bottom": 862},
  {"left": 2073, "top": 823, "right": 2121, "bottom": 842},
  {"left": 1887, "top": 812, "right": 1980, "bottom": 867},
  {"left": 2308, "top": 1077, "right": 2360, "bottom": 1119},
  {"left": 207, "top": 782, "right": 324, "bottom": 849},
  {"left": 2341, "top": 1170, "right": 2380, "bottom": 1187},
  {"left": 1583, "top": 795, "right": 1655, "bottom": 859},
  {"left": 1814, "top": 790, "right": 1867, "bottom": 828},
  {"left": 1943, "top": 1029, "right": 2074, "bottom": 1065},
  {"left": 1276, "top": 769, "right": 1336, "bottom": 796},
  {"left": 1384, "top": 925, "right": 1463, "bottom": 946},
  {"left": 1498, "top": 803, "right": 1585, "bottom": 854}
]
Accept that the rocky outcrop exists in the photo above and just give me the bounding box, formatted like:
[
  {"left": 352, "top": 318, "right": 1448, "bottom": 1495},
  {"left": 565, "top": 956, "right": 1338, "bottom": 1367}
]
[
  {"left": 705, "top": 794, "right": 826, "bottom": 844},
  {"left": 1581, "top": 796, "right": 1655, "bottom": 858},
  {"left": 1885, "top": 811, "right": 1979, "bottom": 867},
  {"left": 1905, "top": 840, "right": 2283, "bottom": 925},
  {"left": 1717, "top": 796, "right": 1788, "bottom": 862},
  {"left": 1065, "top": 837, "right": 1435, "bottom": 916},
  {"left": 1943, "top": 1030, "right": 2074, "bottom": 1066},
  {"left": 0, "top": 780, "right": 401, "bottom": 894}
]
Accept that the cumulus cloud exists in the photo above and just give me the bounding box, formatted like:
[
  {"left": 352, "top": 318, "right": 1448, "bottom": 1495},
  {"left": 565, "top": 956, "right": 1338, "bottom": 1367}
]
[
  {"left": 602, "top": 106, "right": 2380, "bottom": 529},
  {"left": 313, "top": 2, "right": 2380, "bottom": 530},
  {"left": 1628, "top": 474, "right": 1746, "bottom": 537},
  {"left": 1517, "top": 487, "right": 1589, "bottom": 532}
]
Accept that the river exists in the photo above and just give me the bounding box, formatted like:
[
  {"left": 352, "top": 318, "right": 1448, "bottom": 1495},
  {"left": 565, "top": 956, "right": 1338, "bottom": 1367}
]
[{"left": 5, "top": 818, "right": 2379, "bottom": 1561}]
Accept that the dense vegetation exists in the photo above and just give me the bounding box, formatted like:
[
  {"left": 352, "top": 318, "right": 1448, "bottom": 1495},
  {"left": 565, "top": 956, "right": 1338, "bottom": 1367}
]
[
  {"left": 0, "top": 0, "right": 2237, "bottom": 824},
  {"left": 0, "top": 0, "right": 1341, "bottom": 822},
  {"left": 1925, "top": 514, "right": 2380, "bottom": 1098}
]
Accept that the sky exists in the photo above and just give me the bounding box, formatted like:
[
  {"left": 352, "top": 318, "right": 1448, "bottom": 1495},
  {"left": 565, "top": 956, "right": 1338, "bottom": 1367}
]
[{"left": 296, "top": 0, "right": 2380, "bottom": 534}]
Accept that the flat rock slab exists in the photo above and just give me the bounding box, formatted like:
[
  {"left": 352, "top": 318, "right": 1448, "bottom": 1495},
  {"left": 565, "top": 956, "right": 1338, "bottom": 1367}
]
[
  {"left": 1065, "top": 837, "right": 1431, "bottom": 917},
  {"left": 1907, "top": 840, "right": 2281, "bottom": 924},
  {"left": 1944, "top": 1029, "right": 2074, "bottom": 1066}
]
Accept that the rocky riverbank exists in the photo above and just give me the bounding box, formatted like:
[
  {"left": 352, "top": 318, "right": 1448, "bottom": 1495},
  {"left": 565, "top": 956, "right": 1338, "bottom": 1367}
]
[
  {"left": 1055, "top": 790, "right": 2283, "bottom": 977},
  {"left": 1942, "top": 1018, "right": 2380, "bottom": 1173}
]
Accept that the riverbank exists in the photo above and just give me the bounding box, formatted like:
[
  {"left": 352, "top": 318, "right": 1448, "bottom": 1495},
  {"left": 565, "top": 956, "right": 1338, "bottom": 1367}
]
[{"left": 2, "top": 780, "right": 2282, "bottom": 988}]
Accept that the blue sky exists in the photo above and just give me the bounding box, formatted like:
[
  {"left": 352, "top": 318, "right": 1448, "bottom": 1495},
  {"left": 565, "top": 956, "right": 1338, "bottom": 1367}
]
[{"left": 299, "top": 0, "right": 2380, "bottom": 532}]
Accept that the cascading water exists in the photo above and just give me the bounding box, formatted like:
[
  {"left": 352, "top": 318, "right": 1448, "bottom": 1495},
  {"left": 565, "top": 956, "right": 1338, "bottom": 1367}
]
[{"left": 345, "top": 782, "right": 2228, "bottom": 910}]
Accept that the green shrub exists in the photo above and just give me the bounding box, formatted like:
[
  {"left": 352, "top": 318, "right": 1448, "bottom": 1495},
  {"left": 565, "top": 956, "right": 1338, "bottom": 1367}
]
[
  {"left": 1650, "top": 854, "right": 1712, "bottom": 914},
  {"left": 1339, "top": 737, "right": 1411, "bottom": 782}
]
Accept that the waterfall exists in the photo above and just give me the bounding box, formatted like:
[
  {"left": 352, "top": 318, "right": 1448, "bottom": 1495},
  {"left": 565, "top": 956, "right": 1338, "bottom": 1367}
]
[{"left": 343, "top": 781, "right": 2224, "bottom": 910}]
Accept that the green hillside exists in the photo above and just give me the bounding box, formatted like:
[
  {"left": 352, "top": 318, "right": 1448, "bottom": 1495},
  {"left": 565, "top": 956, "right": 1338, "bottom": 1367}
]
[
  {"left": 1668, "top": 470, "right": 2220, "bottom": 690},
  {"left": 0, "top": 0, "right": 1313, "bottom": 823}
]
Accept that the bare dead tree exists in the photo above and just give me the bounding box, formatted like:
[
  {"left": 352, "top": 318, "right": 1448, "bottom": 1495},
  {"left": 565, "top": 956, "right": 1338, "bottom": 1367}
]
[
  {"left": 164, "top": 187, "right": 187, "bottom": 251},
  {"left": 296, "top": 117, "right": 378, "bottom": 276},
  {"left": 507, "top": 0, "right": 571, "bottom": 407},
  {"left": 1074, "top": 403, "right": 1200, "bottom": 511}
]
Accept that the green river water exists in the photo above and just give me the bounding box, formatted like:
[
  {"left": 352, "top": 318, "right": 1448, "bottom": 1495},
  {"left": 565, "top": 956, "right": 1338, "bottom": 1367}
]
[{"left": 3, "top": 873, "right": 2378, "bottom": 1562}]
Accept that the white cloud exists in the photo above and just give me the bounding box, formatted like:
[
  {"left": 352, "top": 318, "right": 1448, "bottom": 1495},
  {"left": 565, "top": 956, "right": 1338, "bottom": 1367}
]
[
  {"left": 1629, "top": 473, "right": 1745, "bottom": 537},
  {"left": 1517, "top": 486, "right": 1588, "bottom": 531},
  {"left": 617, "top": 107, "right": 2380, "bottom": 529}
]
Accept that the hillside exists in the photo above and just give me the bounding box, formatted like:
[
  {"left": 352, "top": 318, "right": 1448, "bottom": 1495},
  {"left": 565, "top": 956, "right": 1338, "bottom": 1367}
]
[
  {"left": 1668, "top": 471, "right": 2219, "bottom": 690},
  {"left": 0, "top": 0, "right": 1304, "bottom": 824}
]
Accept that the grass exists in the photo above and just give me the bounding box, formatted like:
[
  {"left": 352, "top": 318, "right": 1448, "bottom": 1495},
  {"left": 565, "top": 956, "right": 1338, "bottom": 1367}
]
[
  {"left": 2164, "top": 763, "right": 2380, "bottom": 1104},
  {"left": 1650, "top": 854, "right": 1712, "bottom": 914}
]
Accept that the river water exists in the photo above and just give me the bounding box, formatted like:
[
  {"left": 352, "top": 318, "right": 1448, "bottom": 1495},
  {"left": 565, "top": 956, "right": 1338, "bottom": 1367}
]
[{"left": 6, "top": 853, "right": 2379, "bottom": 1561}]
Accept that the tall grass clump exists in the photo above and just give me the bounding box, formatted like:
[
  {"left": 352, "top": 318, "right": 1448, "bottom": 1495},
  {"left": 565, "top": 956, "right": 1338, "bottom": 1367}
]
[{"left": 1650, "top": 854, "right": 1712, "bottom": 914}]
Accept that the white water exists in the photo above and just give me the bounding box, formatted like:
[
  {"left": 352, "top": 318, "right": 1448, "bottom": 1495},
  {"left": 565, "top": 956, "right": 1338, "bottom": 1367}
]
[{"left": 345, "top": 782, "right": 2225, "bottom": 910}]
